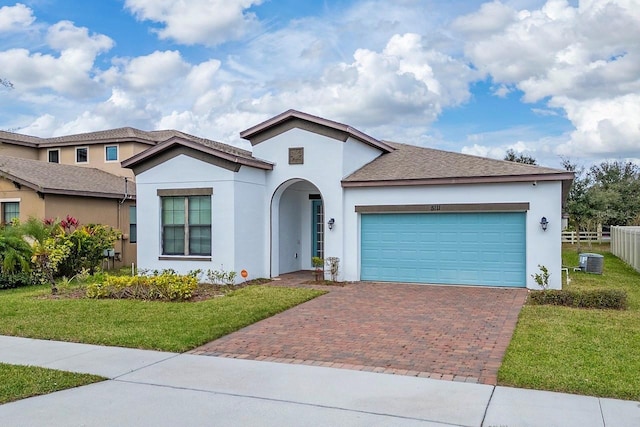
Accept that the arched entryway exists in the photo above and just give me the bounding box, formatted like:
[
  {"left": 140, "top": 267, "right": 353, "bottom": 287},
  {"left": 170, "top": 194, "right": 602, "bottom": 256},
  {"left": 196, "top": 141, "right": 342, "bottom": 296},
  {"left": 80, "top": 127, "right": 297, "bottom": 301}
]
[{"left": 270, "top": 179, "right": 324, "bottom": 277}]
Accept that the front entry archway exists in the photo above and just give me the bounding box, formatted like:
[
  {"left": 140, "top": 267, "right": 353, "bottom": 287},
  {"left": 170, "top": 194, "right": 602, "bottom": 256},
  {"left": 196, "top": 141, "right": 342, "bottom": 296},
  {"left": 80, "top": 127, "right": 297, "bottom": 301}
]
[{"left": 270, "top": 179, "right": 323, "bottom": 277}]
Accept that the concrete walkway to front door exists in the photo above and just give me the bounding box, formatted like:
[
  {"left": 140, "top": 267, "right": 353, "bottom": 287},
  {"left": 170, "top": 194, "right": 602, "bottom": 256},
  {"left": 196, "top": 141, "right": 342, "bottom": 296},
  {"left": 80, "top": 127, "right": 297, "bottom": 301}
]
[{"left": 191, "top": 273, "right": 528, "bottom": 384}]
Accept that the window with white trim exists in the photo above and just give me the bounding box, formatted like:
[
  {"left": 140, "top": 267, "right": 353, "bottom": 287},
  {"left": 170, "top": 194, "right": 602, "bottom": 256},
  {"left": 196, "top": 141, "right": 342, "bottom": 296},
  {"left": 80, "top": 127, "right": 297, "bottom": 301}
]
[
  {"left": 76, "top": 147, "right": 88, "bottom": 163},
  {"left": 105, "top": 145, "right": 118, "bottom": 162},
  {"left": 2, "top": 202, "right": 19, "bottom": 224},
  {"left": 161, "top": 194, "right": 211, "bottom": 256}
]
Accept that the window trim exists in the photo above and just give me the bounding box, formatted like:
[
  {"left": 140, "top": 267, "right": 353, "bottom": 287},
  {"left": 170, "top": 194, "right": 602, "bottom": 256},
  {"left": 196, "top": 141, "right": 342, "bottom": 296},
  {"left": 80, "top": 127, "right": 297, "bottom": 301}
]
[
  {"left": 47, "top": 149, "right": 60, "bottom": 163},
  {"left": 105, "top": 144, "right": 119, "bottom": 163},
  {"left": 75, "top": 147, "right": 89, "bottom": 164},
  {"left": 1, "top": 200, "right": 20, "bottom": 224},
  {"left": 159, "top": 190, "right": 212, "bottom": 259}
]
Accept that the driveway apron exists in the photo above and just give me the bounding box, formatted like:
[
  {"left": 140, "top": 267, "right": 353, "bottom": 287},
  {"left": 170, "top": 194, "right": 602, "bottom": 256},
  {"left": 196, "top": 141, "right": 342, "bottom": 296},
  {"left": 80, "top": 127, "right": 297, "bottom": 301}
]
[{"left": 191, "top": 276, "right": 527, "bottom": 384}]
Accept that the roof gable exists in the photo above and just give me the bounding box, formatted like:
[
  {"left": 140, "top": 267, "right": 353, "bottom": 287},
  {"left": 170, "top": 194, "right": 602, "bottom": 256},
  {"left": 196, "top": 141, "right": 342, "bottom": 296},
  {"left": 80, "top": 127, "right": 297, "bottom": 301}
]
[
  {"left": 240, "top": 109, "right": 395, "bottom": 153},
  {"left": 0, "top": 155, "right": 135, "bottom": 199},
  {"left": 121, "top": 136, "right": 273, "bottom": 174}
]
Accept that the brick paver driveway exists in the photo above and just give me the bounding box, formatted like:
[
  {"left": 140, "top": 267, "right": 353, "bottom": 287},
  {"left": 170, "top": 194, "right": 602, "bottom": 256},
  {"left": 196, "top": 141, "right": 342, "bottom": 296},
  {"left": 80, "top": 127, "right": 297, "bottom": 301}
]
[{"left": 191, "top": 275, "right": 527, "bottom": 384}]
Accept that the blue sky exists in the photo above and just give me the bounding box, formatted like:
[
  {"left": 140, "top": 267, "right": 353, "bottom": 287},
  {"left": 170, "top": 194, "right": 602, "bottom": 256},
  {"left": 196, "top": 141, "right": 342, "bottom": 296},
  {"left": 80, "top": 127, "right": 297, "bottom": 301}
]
[{"left": 1, "top": 0, "right": 638, "bottom": 168}]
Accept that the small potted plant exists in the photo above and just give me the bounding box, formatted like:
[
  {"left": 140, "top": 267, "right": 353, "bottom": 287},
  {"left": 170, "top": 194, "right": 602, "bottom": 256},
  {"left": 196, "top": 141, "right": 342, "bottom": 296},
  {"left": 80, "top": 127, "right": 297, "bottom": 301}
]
[{"left": 311, "top": 256, "right": 324, "bottom": 281}]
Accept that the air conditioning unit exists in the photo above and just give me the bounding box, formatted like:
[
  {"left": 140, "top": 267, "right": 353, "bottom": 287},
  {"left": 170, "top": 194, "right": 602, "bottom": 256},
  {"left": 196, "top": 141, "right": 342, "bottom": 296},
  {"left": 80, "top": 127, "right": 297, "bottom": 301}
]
[{"left": 578, "top": 253, "right": 604, "bottom": 274}]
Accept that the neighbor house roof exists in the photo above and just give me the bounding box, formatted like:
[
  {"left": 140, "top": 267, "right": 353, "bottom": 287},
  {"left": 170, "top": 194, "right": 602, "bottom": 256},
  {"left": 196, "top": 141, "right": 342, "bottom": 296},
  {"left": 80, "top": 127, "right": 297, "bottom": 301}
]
[
  {"left": 0, "top": 155, "right": 135, "bottom": 199},
  {"left": 240, "top": 109, "right": 395, "bottom": 153},
  {"left": 343, "top": 141, "right": 574, "bottom": 190},
  {"left": 0, "top": 127, "right": 248, "bottom": 151}
]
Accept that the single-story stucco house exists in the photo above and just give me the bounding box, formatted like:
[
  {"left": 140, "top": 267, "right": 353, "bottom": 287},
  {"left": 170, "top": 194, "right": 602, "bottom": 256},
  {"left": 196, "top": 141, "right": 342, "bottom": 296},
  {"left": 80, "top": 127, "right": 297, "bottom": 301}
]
[{"left": 122, "top": 110, "right": 573, "bottom": 289}]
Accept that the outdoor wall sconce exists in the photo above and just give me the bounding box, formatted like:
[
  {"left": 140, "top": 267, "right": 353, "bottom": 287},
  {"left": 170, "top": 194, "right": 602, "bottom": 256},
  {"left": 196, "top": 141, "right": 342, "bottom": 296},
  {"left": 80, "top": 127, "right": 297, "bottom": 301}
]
[
  {"left": 540, "top": 216, "right": 549, "bottom": 231},
  {"left": 328, "top": 218, "right": 335, "bottom": 230}
]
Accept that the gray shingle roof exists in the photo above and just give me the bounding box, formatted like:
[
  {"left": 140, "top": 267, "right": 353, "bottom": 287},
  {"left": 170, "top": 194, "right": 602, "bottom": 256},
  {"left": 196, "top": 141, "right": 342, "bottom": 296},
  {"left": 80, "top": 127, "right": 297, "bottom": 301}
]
[
  {"left": 0, "top": 155, "right": 135, "bottom": 199},
  {"left": 343, "top": 141, "right": 572, "bottom": 185}
]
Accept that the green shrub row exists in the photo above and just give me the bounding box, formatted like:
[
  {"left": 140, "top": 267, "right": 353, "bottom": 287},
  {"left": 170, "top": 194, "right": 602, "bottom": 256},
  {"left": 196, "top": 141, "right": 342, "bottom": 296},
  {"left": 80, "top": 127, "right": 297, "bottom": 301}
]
[
  {"left": 86, "top": 272, "right": 198, "bottom": 301},
  {"left": 0, "top": 272, "right": 36, "bottom": 289},
  {"left": 528, "top": 289, "right": 627, "bottom": 310}
]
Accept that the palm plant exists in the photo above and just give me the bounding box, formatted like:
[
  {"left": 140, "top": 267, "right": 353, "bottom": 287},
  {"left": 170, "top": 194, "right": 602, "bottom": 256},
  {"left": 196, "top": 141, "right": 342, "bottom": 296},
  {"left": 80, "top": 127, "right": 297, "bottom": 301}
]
[{"left": 0, "top": 225, "right": 32, "bottom": 274}]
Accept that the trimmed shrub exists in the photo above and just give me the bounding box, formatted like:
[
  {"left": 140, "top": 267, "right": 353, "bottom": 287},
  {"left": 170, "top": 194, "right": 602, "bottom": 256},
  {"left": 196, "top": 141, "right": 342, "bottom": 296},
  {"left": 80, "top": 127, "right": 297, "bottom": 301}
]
[
  {"left": 0, "top": 272, "right": 36, "bottom": 289},
  {"left": 528, "top": 289, "right": 627, "bottom": 310},
  {"left": 86, "top": 271, "right": 197, "bottom": 301}
]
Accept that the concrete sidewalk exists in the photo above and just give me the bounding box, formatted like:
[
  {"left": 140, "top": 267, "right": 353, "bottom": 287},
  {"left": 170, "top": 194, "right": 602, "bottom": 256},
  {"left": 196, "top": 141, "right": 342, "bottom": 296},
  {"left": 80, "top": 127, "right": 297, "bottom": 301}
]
[{"left": 0, "top": 336, "right": 638, "bottom": 426}]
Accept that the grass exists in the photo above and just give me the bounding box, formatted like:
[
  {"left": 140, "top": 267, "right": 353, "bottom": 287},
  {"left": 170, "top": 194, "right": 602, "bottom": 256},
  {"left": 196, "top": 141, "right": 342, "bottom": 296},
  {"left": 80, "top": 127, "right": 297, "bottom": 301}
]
[
  {"left": 0, "top": 285, "right": 325, "bottom": 352},
  {"left": 0, "top": 363, "right": 104, "bottom": 404},
  {"left": 498, "top": 247, "right": 640, "bottom": 400}
]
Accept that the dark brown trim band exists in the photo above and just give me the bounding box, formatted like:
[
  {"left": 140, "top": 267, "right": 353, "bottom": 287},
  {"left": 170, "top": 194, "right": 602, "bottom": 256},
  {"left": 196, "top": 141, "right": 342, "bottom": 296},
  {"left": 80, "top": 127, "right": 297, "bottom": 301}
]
[
  {"left": 342, "top": 172, "right": 575, "bottom": 188},
  {"left": 158, "top": 256, "right": 212, "bottom": 261},
  {"left": 157, "top": 188, "right": 213, "bottom": 197},
  {"left": 355, "top": 202, "right": 530, "bottom": 213}
]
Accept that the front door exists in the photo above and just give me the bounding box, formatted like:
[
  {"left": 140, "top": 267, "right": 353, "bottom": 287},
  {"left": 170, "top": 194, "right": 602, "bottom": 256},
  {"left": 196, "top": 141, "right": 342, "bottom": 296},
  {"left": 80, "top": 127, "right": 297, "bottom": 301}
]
[{"left": 312, "top": 200, "right": 324, "bottom": 259}]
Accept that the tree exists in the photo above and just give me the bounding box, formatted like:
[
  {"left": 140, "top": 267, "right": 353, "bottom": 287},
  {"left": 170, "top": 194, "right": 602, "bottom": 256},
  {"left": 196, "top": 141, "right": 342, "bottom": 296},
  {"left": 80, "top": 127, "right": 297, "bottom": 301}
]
[
  {"left": 504, "top": 149, "right": 537, "bottom": 165},
  {"left": 587, "top": 161, "right": 640, "bottom": 226},
  {"left": 562, "top": 159, "right": 640, "bottom": 232}
]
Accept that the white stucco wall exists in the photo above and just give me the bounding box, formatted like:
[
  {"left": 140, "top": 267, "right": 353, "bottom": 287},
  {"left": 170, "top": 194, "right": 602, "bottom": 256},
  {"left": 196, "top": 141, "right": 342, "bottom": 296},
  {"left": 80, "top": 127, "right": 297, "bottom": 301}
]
[
  {"left": 342, "top": 180, "right": 564, "bottom": 289},
  {"left": 252, "top": 127, "right": 383, "bottom": 277},
  {"left": 233, "top": 166, "right": 267, "bottom": 281},
  {"left": 135, "top": 154, "right": 268, "bottom": 281}
]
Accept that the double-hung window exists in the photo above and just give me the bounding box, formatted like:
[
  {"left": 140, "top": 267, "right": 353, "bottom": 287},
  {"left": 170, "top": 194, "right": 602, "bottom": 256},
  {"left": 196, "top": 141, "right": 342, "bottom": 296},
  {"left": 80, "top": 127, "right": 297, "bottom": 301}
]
[
  {"left": 105, "top": 145, "right": 118, "bottom": 162},
  {"left": 159, "top": 189, "right": 212, "bottom": 256},
  {"left": 48, "top": 149, "right": 60, "bottom": 163},
  {"left": 2, "top": 201, "right": 19, "bottom": 224},
  {"left": 129, "top": 206, "right": 137, "bottom": 243},
  {"left": 76, "top": 147, "right": 88, "bottom": 163}
]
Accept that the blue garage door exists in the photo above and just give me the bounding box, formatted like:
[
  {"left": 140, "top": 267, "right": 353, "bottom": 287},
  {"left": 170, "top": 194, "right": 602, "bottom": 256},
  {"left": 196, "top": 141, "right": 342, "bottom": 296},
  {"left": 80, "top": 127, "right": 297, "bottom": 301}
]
[{"left": 361, "top": 212, "right": 526, "bottom": 287}]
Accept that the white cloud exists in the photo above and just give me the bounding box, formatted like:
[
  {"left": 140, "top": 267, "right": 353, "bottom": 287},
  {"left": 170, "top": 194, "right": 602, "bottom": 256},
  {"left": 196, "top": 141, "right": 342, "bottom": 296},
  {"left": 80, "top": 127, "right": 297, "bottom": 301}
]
[
  {"left": 456, "top": 0, "right": 640, "bottom": 159},
  {"left": 117, "top": 50, "right": 190, "bottom": 92},
  {"left": 555, "top": 94, "right": 640, "bottom": 157},
  {"left": 452, "top": 0, "right": 517, "bottom": 35},
  {"left": 124, "top": 0, "right": 262, "bottom": 46},
  {"left": 0, "top": 3, "right": 34, "bottom": 32},
  {"left": 242, "top": 33, "right": 476, "bottom": 137},
  {"left": 0, "top": 20, "right": 113, "bottom": 98}
]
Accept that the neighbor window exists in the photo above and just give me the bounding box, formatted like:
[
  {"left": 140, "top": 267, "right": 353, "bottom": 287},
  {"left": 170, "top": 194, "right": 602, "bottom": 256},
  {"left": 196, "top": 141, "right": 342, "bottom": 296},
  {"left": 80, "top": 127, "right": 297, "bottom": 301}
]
[
  {"left": 161, "top": 195, "right": 211, "bottom": 256},
  {"left": 105, "top": 145, "right": 118, "bottom": 162},
  {"left": 48, "top": 149, "right": 59, "bottom": 163},
  {"left": 76, "top": 147, "right": 88, "bottom": 163},
  {"left": 129, "top": 205, "right": 137, "bottom": 243},
  {"left": 2, "top": 202, "right": 19, "bottom": 224}
]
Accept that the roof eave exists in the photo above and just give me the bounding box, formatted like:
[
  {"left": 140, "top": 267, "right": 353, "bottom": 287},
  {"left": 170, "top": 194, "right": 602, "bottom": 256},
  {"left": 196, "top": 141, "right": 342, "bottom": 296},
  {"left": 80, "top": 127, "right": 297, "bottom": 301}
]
[
  {"left": 342, "top": 172, "right": 575, "bottom": 188},
  {"left": 121, "top": 137, "right": 273, "bottom": 171},
  {"left": 39, "top": 137, "right": 156, "bottom": 148},
  {"left": 40, "top": 188, "right": 137, "bottom": 199}
]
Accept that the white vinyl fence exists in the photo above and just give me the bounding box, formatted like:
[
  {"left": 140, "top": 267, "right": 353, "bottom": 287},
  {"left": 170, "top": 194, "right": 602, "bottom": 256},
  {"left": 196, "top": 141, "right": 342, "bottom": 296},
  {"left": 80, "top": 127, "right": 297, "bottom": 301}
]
[{"left": 611, "top": 226, "right": 640, "bottom": 273}]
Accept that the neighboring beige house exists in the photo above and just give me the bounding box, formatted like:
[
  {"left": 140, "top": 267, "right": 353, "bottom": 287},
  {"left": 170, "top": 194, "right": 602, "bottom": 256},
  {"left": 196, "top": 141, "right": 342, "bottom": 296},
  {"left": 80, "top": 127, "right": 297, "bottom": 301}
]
[
  {"left": 0, "top": 127, "right": 203, "bottom": 178},
  {"left": 0, "top": 155, "right": 136, "bottom": 268}
]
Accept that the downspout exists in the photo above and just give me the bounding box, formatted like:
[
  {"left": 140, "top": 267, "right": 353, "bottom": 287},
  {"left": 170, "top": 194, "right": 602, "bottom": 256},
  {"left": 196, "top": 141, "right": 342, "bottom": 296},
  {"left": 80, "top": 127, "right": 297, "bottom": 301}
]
[{"left": 117, "top": 177, "right": 129, "bottom": 266}]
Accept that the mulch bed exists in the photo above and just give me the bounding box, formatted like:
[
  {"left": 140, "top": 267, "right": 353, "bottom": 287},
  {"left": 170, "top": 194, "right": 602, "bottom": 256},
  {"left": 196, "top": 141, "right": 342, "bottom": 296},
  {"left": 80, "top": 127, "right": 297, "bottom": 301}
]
[{"left": 36, "top": 278, "right": 273, "bottom": 302}]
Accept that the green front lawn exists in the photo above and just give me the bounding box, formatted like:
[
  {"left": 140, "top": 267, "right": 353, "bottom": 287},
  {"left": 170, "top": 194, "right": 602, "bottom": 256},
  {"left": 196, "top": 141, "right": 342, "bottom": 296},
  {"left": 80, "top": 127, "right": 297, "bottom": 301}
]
[
  {"left": 0, "top": 363, "right": 104, "bottom": 404},
  {"left": 499, "top": 249, "right": 640, "bottom": 400},
  {"left": 0, "top": 285, "right": 324, "bottom": 352}
]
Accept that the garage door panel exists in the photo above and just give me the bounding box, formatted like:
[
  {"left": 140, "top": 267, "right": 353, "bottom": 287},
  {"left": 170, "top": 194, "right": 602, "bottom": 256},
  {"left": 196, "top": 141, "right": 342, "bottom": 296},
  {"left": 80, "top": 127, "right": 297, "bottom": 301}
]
[{"left": 360, "top": 212, "right": 526, "bottom": 287}]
